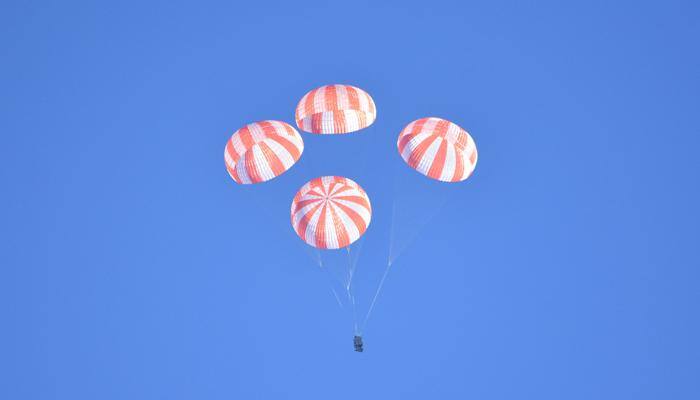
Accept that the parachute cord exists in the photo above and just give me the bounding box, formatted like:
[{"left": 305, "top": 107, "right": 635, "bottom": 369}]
[
  {"left": 387, "top": 191, "right": 453, "bottom": 265},
  {"left": 360, "top": 261, "right": 392, "bottom": 333},
  {"left": 350, "top": 290, "right": 359, "bottom": 335},
  {"left": 388, "top": 199, "right": 397, "bottom": 265},
  {"left": 330, "top": 284, "right": 344, "bottom": 308},
  {"left": 320, "top": 260, "right": 345, "bottom": 308},
  {"left": 387, "top": 158, "right": 402, "bottom": 265},
  {"left": 320, "top": 251, "right": 349, "bottom": 290},
  {"left": 347, "top": 238, "right": 365, "bottom": 290},
  {"left": 345, "top": 247, "right": 352, "bottom": 288},
  {"left": 346, "top": 246, "right": 356, "bottom": 290},
  {"left": 345, "top": 246, "right": 360, "bottom": 334}
]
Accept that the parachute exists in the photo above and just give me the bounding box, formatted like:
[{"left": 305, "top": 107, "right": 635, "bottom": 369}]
[
  {"left": 224, "top": 120, "right": 304, "bottom": 184},
  {"left": 290, "top": 176, "right": 371, "bottom": 249},
  {"left": 397, "top": 117, "right": 478, "bottom": 182},
  {"left": 295, "top": 84, "right": 376, "bottom": 134}
]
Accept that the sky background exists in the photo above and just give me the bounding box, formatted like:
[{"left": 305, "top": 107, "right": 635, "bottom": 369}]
[{"left": 3, "top": 0, "right": 700, "bottom": 399}]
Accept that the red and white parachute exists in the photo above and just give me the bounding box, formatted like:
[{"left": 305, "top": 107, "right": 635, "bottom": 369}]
[
  {"left": 295, "top": 84, "right": 376, "bottom": 134},
  {"left": 224, "top": 120, "right": 304, "bottom": 184},
  {"left": 397, "top": 117, "right": 478, "bottom": 182},
  {"left": 290, "top": 176, "right": 372, "bottom": 249}
]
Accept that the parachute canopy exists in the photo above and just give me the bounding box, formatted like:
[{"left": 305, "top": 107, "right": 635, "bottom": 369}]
[
  {"left": 291, "top": 176, "right": 372, "bottom": 249},
  {"left": 295, "top": 84, "right": 376, "bottom": 134},
  {"left": 224, "top": 120, "right": 304, "bottom": 184},
  {"left": 397, "top": 117, "right": 478, "bottom": 182}
]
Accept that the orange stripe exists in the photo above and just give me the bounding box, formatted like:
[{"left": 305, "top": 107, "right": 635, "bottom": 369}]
[
  {"left": 327, "top": 181, "right": 340, "bottom": 196},
  {"left": 333, "top": 200, "right": 367, "bottom": 235},
  {"left": 244, "top": 147, "right": 262, "bottom": 183},
  {"left": 329, "top": 202, "right": 350, "bottom": 248},
  {"left": 296, "top": 201, "right": 323, "bottom": 242},
  {"left": 310, "top": 177, "right": 323, "bottom": 187},
  {"left": 257, "top": 120, "right": 279, "bottom": 138},
  {"left": 433, "top": 119, "right": 451, "bottom": 138},
  {"left": 226, "top": 163, "right": 241, "bottom": 183},
  {"left": 306, "top": 189, "right": 325, "bottom": 199},
  {"left": 334, "top": 195, "right": 370, "bottom": 211},
  {"left": 292, "top": 197, "right": 322, "bottom": 216},
  {"left": 454, "top": 127, "right": 468, "bottom": 151},
  {"left": 258, "top": 141, "right": 285, "bottom": 177},
  {"left": 315, "top": 201, "right": 328, "bottom": 248},
  {"left": 452, "top": 146, "right": 465, "bottom": 182},
  {"left": 311, "top": 113, "right": 324, "bottom": 133},
  {"left": 332, "top": 187, "right": 355, "bottom": 198},
  {"left": 238, "top": 125, "right": 254, "bottom": 151},
  {"left": 399, "top": 131, "right": 426, "bottom": 155},
  {"left": 225, "top": 140, "right": 238, "bottom": 163},
  {"left": 334, "top": 111, "right": 346, "bottom": 133},
  {"left": 325, "top": 85, "right": 338, "bottom": 111},
  {"left": 408, "top": 135, "right": 440, "bottom": 169},
  {"left": 268, "top": 135, "right": 301, "bottom": 161},
  {"left": 397, "top": 132, "right": 416, "bottom": 154},
  {"left": 304, "top": 89, "right": 316, "bottom": 120},
  {"left": 398, "top": 119, "right": 428, "bottom": 154},
  {"left": 308, "top": 182, "right": 325, "bottom": 195},
  {"left": 427, "top": 138, "right": 448, "bottom": 180},
  {"left": 283, "top": 122, "right": 296, "bottom": 136},
  {"left": 346, "top": 86, "right": 360, "bottom": 111},
  {"left": 331, "top": 184, "right": 354, "bottom": 197},
  {"left": 257, "top": 121, "right": 290, "bottom": 166},
  {"left": 325, "top": 86, "right": 343, "bottom": 133}
]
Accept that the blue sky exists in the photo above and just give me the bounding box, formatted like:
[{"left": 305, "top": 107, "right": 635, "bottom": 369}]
[{"left": 3, "top": 0, "right": 700, "bottom": 399}]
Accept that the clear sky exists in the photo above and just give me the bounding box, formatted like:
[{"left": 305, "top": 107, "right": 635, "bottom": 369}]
[{"left": 3, "top": 0, "right": 700, "bottom": 399}]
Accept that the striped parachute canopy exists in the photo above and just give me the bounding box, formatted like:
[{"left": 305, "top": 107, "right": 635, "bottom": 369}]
[
  {"left": 291, "top": 176, "right": 372, "bottom": 249},
  {"left": 224, "top": 120, "right": 304, "bottom": 184},
  {"left": 295, "top": 84, "right": 376, "bottom": 134},
  {"left": 397, "top": 117, "right": 478, "bottom": 182}
]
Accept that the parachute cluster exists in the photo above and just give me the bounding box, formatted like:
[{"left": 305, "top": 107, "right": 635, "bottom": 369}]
[
  {"left": 224, "top": 84, "right": 478, "bottom": 351},
  {"left": 224, "top": 84, "right": 478, "bottom": 249}
]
